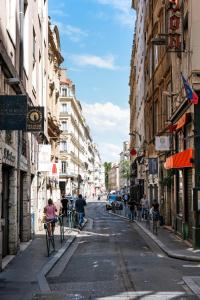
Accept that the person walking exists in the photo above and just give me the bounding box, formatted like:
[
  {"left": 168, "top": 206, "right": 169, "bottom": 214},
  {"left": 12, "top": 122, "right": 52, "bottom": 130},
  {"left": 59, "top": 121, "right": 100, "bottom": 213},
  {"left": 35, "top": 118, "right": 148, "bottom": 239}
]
[
  {"left": 128, "top": 198, "right": 136, "bottom": 221},
  {"left": 43, "top": 199, "right": 57, "bottom": 236},
  {"left": 61, "top": 195, "right": 68, "bottom": 216},
  {"left": 140, "top": 194, "right": 149, "bottom": 220},
  {"left": 75, "top": 194, "right": 86, "bottom": 229}
]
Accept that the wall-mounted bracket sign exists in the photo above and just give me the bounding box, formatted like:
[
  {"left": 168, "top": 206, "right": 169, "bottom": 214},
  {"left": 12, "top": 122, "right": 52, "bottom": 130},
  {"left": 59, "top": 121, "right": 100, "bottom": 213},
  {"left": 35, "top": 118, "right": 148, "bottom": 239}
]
[
  {"left": 0, "top": 95, "right": 44, "bottom": 132},
  {"left": 167, "top": 0, "right": 183, "bottom": 52},
  {"left": 0, "top": 95, "right": 27, "bottom": 130},
  {"left": 27, "top": 106, "right": 44, "bottom": 132}
]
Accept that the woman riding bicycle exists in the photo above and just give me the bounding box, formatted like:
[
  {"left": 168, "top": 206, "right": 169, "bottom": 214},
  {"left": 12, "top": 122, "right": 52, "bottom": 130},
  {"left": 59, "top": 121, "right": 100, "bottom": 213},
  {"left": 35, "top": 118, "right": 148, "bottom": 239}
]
[{"left": 44, "top": 199, "right": 57, "bottom": 236}]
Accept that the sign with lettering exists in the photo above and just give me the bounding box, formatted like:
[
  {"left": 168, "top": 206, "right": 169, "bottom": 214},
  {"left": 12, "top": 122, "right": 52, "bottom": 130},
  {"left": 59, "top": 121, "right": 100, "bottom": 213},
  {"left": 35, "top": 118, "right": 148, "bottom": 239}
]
[
  {"left": 0, "top": 95, "right": 27, "bottom": 130},
  {"left": 27, "top": 107, "right": 44, "bottom": 132},
  {"left": 167, "top": 0, "right": 183, "bottom": 52}
]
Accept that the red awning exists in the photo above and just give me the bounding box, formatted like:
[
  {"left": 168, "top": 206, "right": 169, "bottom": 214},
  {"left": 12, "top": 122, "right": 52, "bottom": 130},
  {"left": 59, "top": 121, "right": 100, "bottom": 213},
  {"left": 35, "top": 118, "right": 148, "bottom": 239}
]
[
  {"left": 176, "top": 113, "right": 191, "bottom": 130},
  {"left": 164, "top": 148, "right": 193, "bottom": 169}
]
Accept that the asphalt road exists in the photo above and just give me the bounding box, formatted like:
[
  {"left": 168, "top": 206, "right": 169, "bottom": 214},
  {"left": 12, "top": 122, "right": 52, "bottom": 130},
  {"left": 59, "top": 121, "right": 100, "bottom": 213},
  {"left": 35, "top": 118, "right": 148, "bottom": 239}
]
[{"left": 47, "top": 200, "right": 200, "bottom": 299}]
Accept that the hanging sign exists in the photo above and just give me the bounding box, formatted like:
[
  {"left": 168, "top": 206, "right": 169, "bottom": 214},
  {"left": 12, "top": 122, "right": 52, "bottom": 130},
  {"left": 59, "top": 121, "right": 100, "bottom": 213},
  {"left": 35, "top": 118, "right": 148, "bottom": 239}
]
[
  {"left": 38, "top": 145, "right": 51, "bottom": 172},
  {"left": 27, "top": 107, "right": 44, "bottom": 132},
  {"left": 0, "top": 95, "right": 27, "bottom": 130},
  {"left": 167, "top": 0, "right": 183, "bottom": 52},
  {"left": 155, "top": 136, "right": 170, "bottom": 151},
  {"left": 149, "top": 158, "right": 158, "bottom": 175}
]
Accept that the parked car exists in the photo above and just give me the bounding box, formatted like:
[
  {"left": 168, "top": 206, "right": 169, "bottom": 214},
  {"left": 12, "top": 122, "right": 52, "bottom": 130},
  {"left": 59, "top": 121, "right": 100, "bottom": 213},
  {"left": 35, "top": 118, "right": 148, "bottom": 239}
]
[{"left": 106, "top": 194, "right": 123, "bottom": 211}]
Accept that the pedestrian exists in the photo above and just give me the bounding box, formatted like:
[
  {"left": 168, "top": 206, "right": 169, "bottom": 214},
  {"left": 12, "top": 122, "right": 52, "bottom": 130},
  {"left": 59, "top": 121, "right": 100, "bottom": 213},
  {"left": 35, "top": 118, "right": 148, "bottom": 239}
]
[
  {"left": 140, "top": 194, "right": 149, "bottom": 219},
  {"left": 61, "top": 195, "right": 68, "bottom": 216},
  {"left": 137, "top": 201, "right": 142, "bottom": 221},
  {"left": 43, "top": 199, "right": 57, "bottom": 236},
  {"left": 123, "top": 193, "right": 129, "bottom": 206},
  {"left": 151, "top": 199, "right": 160, "bottom": 223},
  {"left": 128, "top": 198, "right": 136, "bottom": 221},
  {"left": 75, "top": 194, "right": 86, "bottom": 229}
]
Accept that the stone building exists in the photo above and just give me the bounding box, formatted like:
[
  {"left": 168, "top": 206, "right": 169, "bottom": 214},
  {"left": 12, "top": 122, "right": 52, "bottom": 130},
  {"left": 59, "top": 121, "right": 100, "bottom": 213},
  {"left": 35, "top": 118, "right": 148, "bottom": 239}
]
[
  {"left": 108, "top": 163, "right": 119, "bottom": 192},
  {"left": 119, "top": 141, "right": 130, "bottom": 194},
  {"left": 59, "top": 70, "right": 104, "bottom": 197},
  {"left": 130, "top": 0, "right": 200, "bottom": 247},
  {"left": 0, "top": 0, "right": 48, "bottom": 270}
]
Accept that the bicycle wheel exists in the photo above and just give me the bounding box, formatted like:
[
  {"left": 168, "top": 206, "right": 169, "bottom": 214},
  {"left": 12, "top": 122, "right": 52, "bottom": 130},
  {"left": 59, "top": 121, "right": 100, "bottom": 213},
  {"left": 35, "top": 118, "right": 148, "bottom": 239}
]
[{"left": 45, "top": 230, "right": 50, "bottom": 256}]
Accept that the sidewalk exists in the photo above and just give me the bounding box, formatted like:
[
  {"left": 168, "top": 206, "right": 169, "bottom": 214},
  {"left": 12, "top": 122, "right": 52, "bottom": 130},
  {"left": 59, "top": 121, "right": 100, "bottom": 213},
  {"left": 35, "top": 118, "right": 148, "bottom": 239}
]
[
  {"left": 0, "top": 219, "right": 86, "bottom": 300},
  {"left": 110, "top": 208, "right": 200, "bottom": 298}
]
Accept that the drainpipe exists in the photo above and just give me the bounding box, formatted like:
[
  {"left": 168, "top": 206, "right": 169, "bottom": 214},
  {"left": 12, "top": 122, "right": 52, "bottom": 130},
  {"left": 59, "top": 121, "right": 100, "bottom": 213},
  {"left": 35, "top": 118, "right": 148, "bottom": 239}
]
[
  {"left": 17, "top": 0, "right": 24, "bottom": 242},
  {"left": 19, "top": 0, "right": 24, "bottom": 80}
]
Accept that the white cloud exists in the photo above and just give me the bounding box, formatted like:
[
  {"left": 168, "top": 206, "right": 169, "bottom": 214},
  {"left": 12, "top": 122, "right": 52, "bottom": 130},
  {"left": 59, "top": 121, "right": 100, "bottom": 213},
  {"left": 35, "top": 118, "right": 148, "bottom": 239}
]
[
  {"left": 82, "top": 102, "right": 129, "bottom": 162},
  {"left": 49, "top": 9, "right": 69, "bottom": 17},
  {"left": 69, "top": 54, "right": 118, "bottom": 70},
  {"left": 96, "top": 0, "right": 134, "bottom": 26},
  {"left": 52, "top": 21, "right": 88, "bottom": 42}
]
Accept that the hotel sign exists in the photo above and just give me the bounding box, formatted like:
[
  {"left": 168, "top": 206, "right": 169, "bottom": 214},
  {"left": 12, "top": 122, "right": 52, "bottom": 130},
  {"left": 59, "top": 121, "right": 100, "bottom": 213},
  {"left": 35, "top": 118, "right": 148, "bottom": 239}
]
[
  {"left": 0, "top": 95, "right": 27, "bottom": 130},
  {"left": 167, "top": 0, "right": 183, "bottom": 52},
  {"left": 27, "top": 107, "right": 44, "bottom": 132},
  {"left": 0, "top": 95, "right": 44, "bottom": 131}
]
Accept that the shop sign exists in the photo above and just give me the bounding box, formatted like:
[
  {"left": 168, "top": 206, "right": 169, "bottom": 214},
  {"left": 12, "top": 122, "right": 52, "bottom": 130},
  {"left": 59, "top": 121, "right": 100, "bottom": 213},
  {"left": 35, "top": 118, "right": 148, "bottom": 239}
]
[
  {"left": 148, "top": 158, "right": 158, "bottom": 175},
  {"left": 167, "top": 0, "right": 183, "bottom": 52},
  {"left": 0, "top": 95, "right": 27, "bottom": 130},
  {"left": 27, "top": 107, "right": 44, "bottom": 132},
  {"left": 155, "top": 136, "right": 170, "bottom": 151}
]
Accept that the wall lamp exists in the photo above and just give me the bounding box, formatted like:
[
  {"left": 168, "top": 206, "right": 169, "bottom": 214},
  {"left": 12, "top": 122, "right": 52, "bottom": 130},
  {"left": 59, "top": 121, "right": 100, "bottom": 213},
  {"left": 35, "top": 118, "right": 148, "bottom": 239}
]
[{"left": 129, "top": 131, "right": 141, "bottom": 141}]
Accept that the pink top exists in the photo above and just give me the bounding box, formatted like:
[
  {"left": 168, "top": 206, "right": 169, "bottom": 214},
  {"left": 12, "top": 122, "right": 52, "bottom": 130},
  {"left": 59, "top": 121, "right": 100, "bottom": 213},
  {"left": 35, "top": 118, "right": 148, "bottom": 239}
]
[{"left": 45, "top": 204, "right": 56, "bottom": 220}]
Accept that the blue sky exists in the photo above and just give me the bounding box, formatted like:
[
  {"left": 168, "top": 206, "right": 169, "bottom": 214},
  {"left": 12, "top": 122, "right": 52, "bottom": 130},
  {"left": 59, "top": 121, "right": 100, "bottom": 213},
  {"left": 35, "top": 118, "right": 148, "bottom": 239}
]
[{"left": 49, "top": 0, "right": 136, "bottom": 162}]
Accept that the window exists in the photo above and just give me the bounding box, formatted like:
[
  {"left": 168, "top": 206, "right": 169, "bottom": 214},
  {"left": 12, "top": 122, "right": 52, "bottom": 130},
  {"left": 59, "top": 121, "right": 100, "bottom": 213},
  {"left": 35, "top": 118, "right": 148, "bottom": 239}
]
[
  {"left": 61, "top": 103, "right": 67, "bottom": 113},
  {"left": 61, "top": 87, "right": 68, "bottom": 97},
  {"left": 60, "top": 141, "right": 67, "bottom": 152},
  {"left": 61, "top": 122, "right": 67, "bottom": 131},
  {"left": 61, "top": 161, "right": 67, "bottom": 173}
]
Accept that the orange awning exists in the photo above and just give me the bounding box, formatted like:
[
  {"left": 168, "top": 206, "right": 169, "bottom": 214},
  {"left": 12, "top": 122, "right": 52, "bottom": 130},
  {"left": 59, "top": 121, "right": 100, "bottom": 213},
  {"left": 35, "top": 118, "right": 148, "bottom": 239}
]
[
  {"left": 176, "top": 113, "right": 191, "bottom": 130},
  {"left": 164, "top": 148, "right": 193, "bottom": 169}
]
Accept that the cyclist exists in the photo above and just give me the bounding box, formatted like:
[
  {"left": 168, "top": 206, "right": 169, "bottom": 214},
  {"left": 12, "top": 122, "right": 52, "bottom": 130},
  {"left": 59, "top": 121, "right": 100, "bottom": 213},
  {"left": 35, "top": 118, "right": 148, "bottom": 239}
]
[{"left": 44, "top": 199, "right": 57, "bottom": 236}]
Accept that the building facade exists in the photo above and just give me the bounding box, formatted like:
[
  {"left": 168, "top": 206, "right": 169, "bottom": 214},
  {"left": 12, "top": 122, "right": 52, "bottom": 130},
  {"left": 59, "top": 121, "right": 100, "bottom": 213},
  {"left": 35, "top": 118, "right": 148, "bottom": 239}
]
[
  {"left": 0, "top": 0, "right": 48, "bottom": 269},
  {"left": 108, "top": 163, "right": 120, "bottom": 192},
  {"left": 130, "top": 0, "right": 200, "bottom": 247}
]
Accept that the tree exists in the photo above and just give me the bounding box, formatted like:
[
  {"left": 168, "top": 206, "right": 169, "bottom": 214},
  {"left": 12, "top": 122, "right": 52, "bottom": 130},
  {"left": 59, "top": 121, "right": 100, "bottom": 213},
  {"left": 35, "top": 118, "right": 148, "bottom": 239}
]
[
  {"left": 104, "top": 162, "right": 111, "bottom": 191},
  {"left": 120, "top": 159, "right": 130, "bottom": 180}
]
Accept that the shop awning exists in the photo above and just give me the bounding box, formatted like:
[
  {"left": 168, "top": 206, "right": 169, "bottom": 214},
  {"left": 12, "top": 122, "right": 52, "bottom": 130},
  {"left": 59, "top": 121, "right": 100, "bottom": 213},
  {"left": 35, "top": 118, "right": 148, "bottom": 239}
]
[
  {"left": 176, "top": 113, "right": 191, "bottom": 130},
  {"left": 164, "top": 148, "right": 193, "bottom": 169}
]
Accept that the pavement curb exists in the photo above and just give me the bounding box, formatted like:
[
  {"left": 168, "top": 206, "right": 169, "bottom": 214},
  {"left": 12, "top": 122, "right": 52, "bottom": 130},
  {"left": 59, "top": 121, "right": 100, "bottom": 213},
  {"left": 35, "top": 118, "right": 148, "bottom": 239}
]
[
  {"left": 37, "top": 219, "right": 88, "bottom": 293},
  {"left": 109, "top": 211, "right": 200, "bottom": 262}
]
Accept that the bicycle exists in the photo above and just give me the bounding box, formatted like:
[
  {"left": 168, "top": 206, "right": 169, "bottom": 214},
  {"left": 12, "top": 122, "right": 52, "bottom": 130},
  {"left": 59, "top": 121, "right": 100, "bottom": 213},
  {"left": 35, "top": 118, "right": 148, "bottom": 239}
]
[{"left": 44, "top": 219, "right": 56, "bottom": 256}]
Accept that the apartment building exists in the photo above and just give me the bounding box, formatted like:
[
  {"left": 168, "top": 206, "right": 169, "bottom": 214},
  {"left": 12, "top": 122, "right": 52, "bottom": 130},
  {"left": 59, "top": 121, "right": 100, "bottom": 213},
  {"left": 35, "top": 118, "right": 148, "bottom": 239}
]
[
  {"left": 130, "top": 0, "right": 200, "bottom": 247},
  {"left": 108, "top": 163, "right": 120, "bottom": 192},
  {"left": 0, "top": 0, "right": 48, "bottom": 269},
  {"left": 119, "top": 141, "right": 130, "bottom": 194}
]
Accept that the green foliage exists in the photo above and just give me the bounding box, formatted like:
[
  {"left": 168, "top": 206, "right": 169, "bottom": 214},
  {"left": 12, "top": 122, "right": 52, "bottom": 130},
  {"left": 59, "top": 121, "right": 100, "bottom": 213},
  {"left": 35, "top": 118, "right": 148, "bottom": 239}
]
[
  {"left": 120, "top": 160, "right": 130, "bottom": 180},
  {"left": 104, "top": 162, "right": 112, "bottom": 190},
  {"left": 160, "top": 169, "right": 175, "bottom": 187}
]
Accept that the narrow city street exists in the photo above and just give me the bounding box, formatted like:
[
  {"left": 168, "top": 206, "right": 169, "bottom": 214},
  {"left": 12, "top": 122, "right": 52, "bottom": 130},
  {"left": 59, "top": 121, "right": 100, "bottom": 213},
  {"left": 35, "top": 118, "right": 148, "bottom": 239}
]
[{"left": 44, "top": 200, "right": 199, "bottom": 299}]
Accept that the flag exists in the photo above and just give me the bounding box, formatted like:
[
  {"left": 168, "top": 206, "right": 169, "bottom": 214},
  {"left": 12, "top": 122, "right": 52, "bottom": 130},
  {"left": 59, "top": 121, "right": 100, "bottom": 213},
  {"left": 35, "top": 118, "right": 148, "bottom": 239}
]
[{"left": 181, "top": 73, "right": 199, "bottom": 105}]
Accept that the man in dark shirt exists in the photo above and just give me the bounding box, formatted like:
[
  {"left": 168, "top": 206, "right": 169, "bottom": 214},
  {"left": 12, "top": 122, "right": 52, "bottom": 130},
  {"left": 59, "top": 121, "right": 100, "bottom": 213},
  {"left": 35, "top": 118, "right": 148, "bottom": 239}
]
[
  {"left": 75, "top": 194, "right": 86, "bottom": 228},
  {"left": 61, "top": 196, "right": 68, "bottom": 216}
]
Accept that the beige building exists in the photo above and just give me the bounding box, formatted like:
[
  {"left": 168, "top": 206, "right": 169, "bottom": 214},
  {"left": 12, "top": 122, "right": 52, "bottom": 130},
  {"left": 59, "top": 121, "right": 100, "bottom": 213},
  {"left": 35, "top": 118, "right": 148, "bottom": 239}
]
[
  {"left": 0, "top": 0, "right": 48, "bottom": 270},
  {"left": 130, "top": 0, "right": 200, "bottom": 247},
  {"left": 108, "top": 163, "right": 119, "bottom": 192}
]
